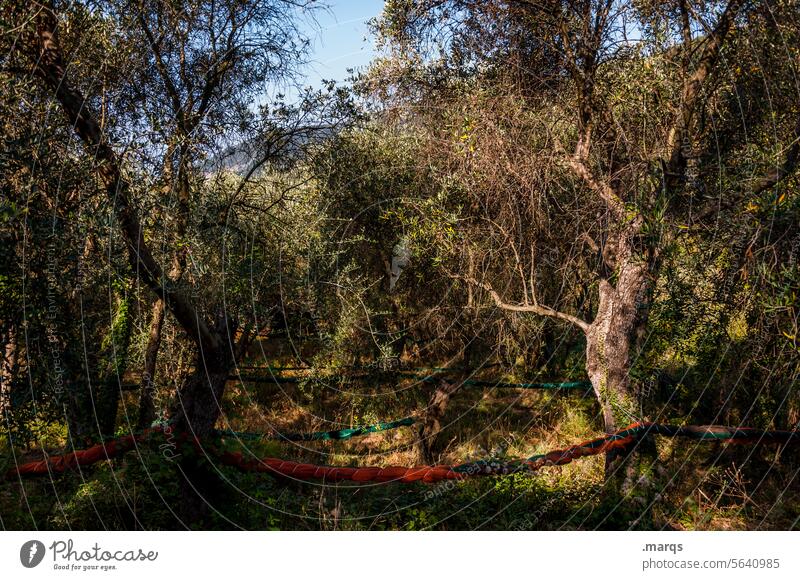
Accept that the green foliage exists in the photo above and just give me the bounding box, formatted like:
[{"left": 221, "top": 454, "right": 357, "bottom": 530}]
[{"left": 2, "top": 0, "right": 799, "bottom": 531}]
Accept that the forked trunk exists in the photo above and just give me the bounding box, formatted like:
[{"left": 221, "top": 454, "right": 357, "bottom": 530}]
[{"left": 171, "top": 344, "right": 235, "bottom": 438}]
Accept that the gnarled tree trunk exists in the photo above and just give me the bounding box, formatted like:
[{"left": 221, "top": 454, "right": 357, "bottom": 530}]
[
  {"left": 585, "top": 273, "right": 646, "bottom": 435},
  {"left": 585, "top": 234, "right": 656, "bottom": 502}
]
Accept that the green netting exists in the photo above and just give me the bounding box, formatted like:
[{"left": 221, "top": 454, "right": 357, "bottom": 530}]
[
  {"left": 215, "top": 416, "right": 416, "bottom": 442},
  {"left": 233, "top": 368, "right": 591, "bottom": 390}
]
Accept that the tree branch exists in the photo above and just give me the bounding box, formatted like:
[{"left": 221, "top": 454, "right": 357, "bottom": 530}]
[
  {"left": 30, "top": 4, "right": 219, "bottom": 354},
  {"left": 665, "top": 0, "right": 743, "bottom": 178},
  {"left": 459, "top": 275, "right": 590, "bottom": 333},
  {"left": 564, "top": 154, "right": 626, "bottom": 219},
  {"left": 137, "top": 8, "right": 183, "bottom": 122},
  {"left": 751, "top": 115, "right": 800, "bottom": 195}
]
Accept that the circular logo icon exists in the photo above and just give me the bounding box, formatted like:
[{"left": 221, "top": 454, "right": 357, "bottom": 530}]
[{"left": 20, "top": 540, "right": 46, "bottom": 568}]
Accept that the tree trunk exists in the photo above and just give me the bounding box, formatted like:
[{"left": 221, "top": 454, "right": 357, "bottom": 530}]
[
  {"left": 585, "top": 277, "right": 642, "bottom": 437},
  {"left": 137, "top": 298, "right": 166, "bottom": 429},
  {"left": 28, "top": 9, "right": 238, "bottom": 525},
  {"left": 585, "top": 247, "right": 657, "bottom": 507},
  {"left": 96, "top": 375, "right": 124, "bottom": 438},
  {"left": 417, "top": 378, "right": 461, "bottom": 464},
  {"left": 137, "top": 137, "right": 189, "bottom": 429},
  {"left": 170, "top": 309, "right": 239, "bottom": 437},
  {"left": 1, "top": 326, "right": 17, "bottom": 417},
  {"left": 171, "top": 350, "right": 234, "bottom": 438},
  {"left": 96, "top": 291, "right": 135, "bottom": 437},
  {"left": 168, "top": 312, "right": 238, "bottom": 524}
]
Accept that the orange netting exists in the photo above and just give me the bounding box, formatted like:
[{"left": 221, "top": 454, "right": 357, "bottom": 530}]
[{"left": 7, "top": 422, "right": 798, "bottom": 483}]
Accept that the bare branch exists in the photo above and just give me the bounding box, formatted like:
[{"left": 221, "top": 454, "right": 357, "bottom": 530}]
[
  {"left": 563, "top": 153, "right": 626, "bottom": 219},
  {"left": 459, "top": 275, "right": 590, "bottom": 333}
]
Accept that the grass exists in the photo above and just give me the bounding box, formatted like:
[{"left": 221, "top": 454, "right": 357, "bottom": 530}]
[{"left": 1, "top": 367, "right": 798, "bottom": 530}]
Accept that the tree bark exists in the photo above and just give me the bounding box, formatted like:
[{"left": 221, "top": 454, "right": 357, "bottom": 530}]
[
  {"left": 169, "top": 309, "right": 242, "bottom": 436},
  {"left": 169, "top": 313, "right": 238, "bottom": 525},
  {"left": 416, "top": 378, "right": 461, "bottom": 464},
  {"left": 1, "top": 326, "right": 17, "bottom": 418},
  {"left": 137, "top": 298, "right": 166, "bottom": 429},
  {"left": 94, "top": 291, "right": 135, "bottom": 437},
  {"left": 584, "top": 231, "right": 657, "bottom": 502},
  {"left": 585, "top": 274, "right": 645, "bottom": 436}
]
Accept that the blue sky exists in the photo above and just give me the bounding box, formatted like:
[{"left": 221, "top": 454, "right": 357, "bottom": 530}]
[{"left": 300, "top": 1, "right": 385, "bottom": 90}]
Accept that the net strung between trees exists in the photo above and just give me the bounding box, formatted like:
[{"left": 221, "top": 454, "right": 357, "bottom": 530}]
[
  {"left": 9, "top": 422, "right": 798, "bottom": 483},
  {"left": 215, "top": 416, "right": 417, "bottom": 442},
  {"left": 232, "top": 367, "right": 592, "bottom": 391}
]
